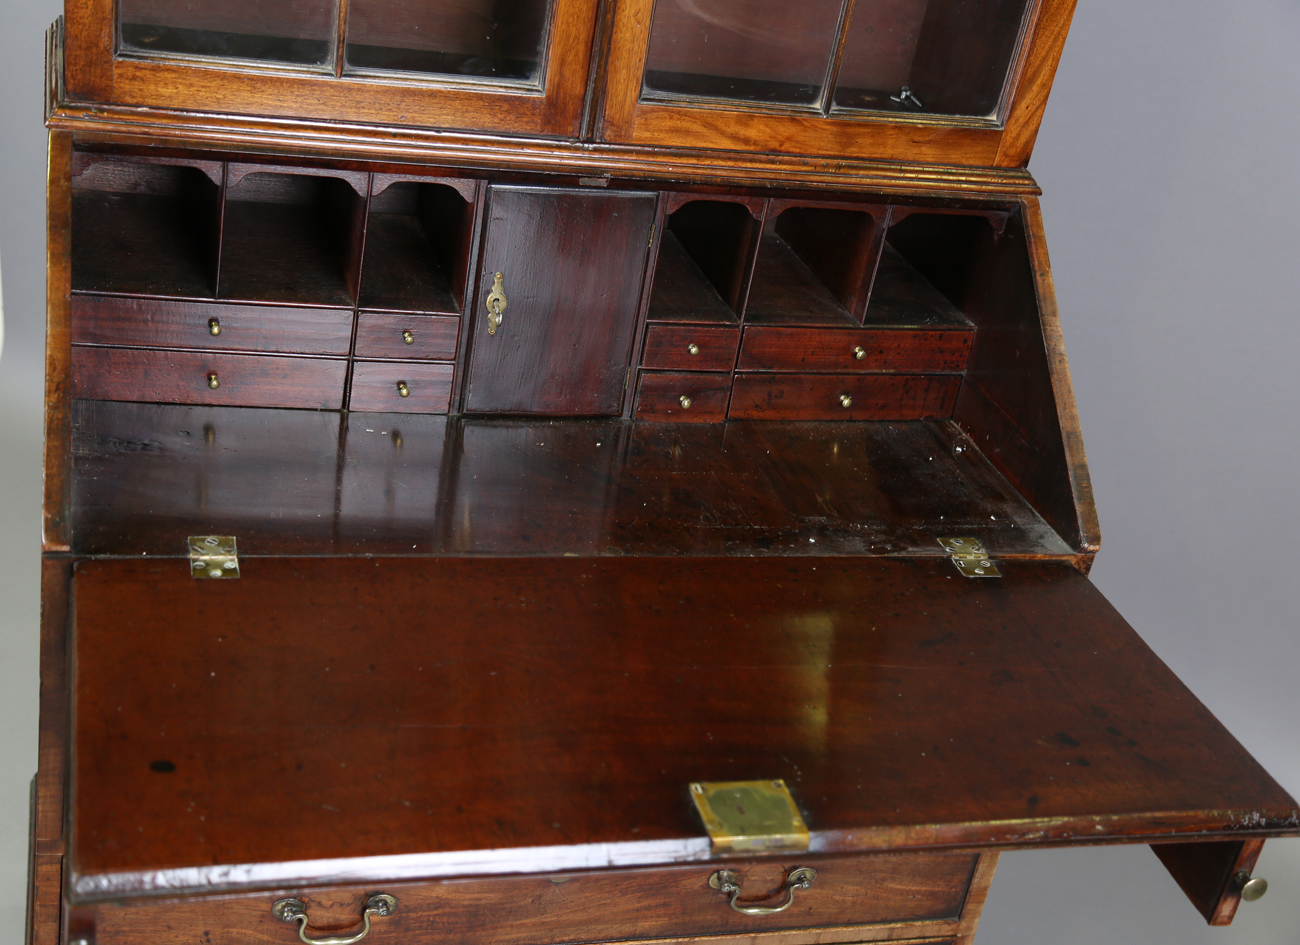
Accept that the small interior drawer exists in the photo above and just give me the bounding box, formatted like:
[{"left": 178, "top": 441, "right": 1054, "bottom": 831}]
[
  {"left": 80, "top": 853, "right": 978, "bottom": 945},
  {"left": 642, "top": 324, "right": 741, "bottom": 372},
  {"left": 737, "top": 326, "right": 973, "bottom": 373},
  {"left": 635, "top": 371, "right": 731, "bottom": 421},
  {"left": 349, "top": 360, "right": 455, "bottom": 413},
  {"left": 71, "top": 296, "right": 354, "bottom": 356},
  {"left": 354, "top": 312, "right": 460, "bottom": 361},
  {"left": 71, "top": 346, "right": 346, "bottom": 409},
  {"left": 729, "top": 373, "right": 961, "bottom": 420}
]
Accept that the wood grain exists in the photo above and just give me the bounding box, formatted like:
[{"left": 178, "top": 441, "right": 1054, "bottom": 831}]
[
  {"left": 72, "top": 296, "right": 354, "bottom": 356},
  {"left": 737, "top": 327, "right": 972, "bottom": 373},
  {"left": 1151, "top": 839, "right": 1265, "bottom": 926},
  {"left": 71, "top": 346, "right": 347, "bottom": 409},
  {"left": 646, "top": 231, "right": 740, "bottom": 326},
  {"left": 353, "top": 313, "right": 460, "bottom": 361},
  {"left": 44, "top": 131, "right": 75, "bottom": 552},
  {"left": 67, "top": 556, "right": 1298, "bottom": 898},
  {"left": 729, "top": 373, "right": 960, "bottom": 420}
]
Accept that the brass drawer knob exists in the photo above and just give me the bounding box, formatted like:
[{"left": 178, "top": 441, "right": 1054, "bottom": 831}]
[
  {"left": 273, "top": 894, "right": 398, "bottom": 945},
  {"left": 397, "top": 381, "right": 411, "bottom": 398},
  {"left": 679, "top": 395, "right": 693, "bottom": 409},
  {"left": 853, "top": 345, "right": 865, "bottom": 360},
  {"left": 402, "top": 330, "right": 415, "bottom": 345},
  {"left": 1237, "top": 871, "right": 1268, "bottom": 902},
  {"left": 207, "top": 372, "right": 220, "bottom": 390},
  {"left": 687, "top": 343, "right": 700, "bottom": 355},
  {"left": 709, "top": 867, "right": 816, "bottom": 916},
  {"left": 839, "top": 394, "right": 852, "bottom": 408},
  {"left": 208, "top": 318, "right": 222, "bottom": 337}
]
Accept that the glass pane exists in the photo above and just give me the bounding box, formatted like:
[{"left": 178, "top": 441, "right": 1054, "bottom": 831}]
[
  {"left": 643, "top": 0, "right": 845, "bottom": 106},
  {"left": 833, "top": 0, "right": 1032, "bottom": 117},
  {"left": 118, "top": 0, "right": 337, "bottom": 67},
  {"left": 345, "top": 0, "right": 551, "bottom": 83}
]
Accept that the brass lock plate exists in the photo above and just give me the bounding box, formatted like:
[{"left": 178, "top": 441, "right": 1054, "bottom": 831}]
[{"left": 690, "top": 780, "right": 809, "bottom": 853}]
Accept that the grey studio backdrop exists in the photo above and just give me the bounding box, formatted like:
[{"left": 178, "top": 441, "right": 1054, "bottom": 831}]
[{"left": 2, "top": 1, "right": 1298, "bottom": 942}]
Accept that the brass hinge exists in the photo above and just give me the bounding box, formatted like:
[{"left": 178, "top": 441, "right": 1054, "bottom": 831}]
[
  {"left": 938, "top": 537, "right": 1000, "bottom": 578},
  {"left": 188, "top": 535, "right": 240, "bottom": 579},
  {"left": 648, "top": 224, "right": 656, "bottom": 248},
  {"left": 690, "top": 779, "right": 809, "bottom": 853}
]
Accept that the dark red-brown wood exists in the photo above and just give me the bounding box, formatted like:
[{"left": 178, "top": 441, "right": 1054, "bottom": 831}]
[
  {"left": 348, "top": 361, "right": 454, "bottom": 413},
  {"left": 71, "top": 297, "right": 354, "bottom": 356},
  {"left": 633, "top": 371, "right": 730, "bottom": 422},
  {"left": 82, "top": 852, "right": 977, "bottom": 944},
  {"left": 463, "top": 186, "right": 656, "bottom": 415},
  {"left": 68, "top": 556, "right": 1297, "bottom": 899},
  {"left": 737, "top": 327, "right": 972, "bottom": 374},
  {"left": 729, "top": 374, "right": 960, "bottom": 420},
  {"left": 71, "top": 346, "right": 346, "bottom": 410},
  {"left": 353, "top": 313, "right": 460, "bottom": 361},
  {"left": 641, "top": 325, "right": 739, "bottom": 372},
  {"left": 646, "top": 230, "right": 741, "bottom": 325},
  {"left": 1151, "top": 839, "right": 1265, "bottom": 926}
]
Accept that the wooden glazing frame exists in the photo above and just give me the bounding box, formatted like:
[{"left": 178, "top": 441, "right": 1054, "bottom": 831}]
[
  {"left": 596, "top": 0, "right": 1078, "bottom": 167},
  {"left": 61, "top": 0, "right": 602, "bottom": 138}
]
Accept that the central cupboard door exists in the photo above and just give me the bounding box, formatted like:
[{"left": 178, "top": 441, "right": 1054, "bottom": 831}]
[{"left": 464, "top": 187, "right": 657, "bottom": 414}]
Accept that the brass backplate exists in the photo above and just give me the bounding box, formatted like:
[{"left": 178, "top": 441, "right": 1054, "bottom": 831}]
[
  {"left": 938, "top": 537, "right": 1000, "bottom": 578},
  {"left": 690, "top": 780, "right": 809, "bottom": 853}
]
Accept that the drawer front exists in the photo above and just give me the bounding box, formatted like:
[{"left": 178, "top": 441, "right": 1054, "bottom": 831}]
[
  {"left": 71, "top": 296, "right": 354, "bottom": 356},
  {"left": 738, "top": 327, "right": 973, "bottom": 373},
  {"left": 72, "top": 346, "right": 345, "bottom": 409},
  {"left": 354, "top": 313, "right": 461, "bottom": 361},
  {"left": 350, "top": 361, "right": 455, "bottom": 413},
  {"left": 730, "top": 373, "right": 961, "bottom": 420},
  {"left": 86, "top": 853, "right": 976, "bottom": 945},
  {"left": 635, "top": 371, "right": 731, "bottom": 422},
  {"left": 642, "top": 324, "right": 741, "bottom": 372}
]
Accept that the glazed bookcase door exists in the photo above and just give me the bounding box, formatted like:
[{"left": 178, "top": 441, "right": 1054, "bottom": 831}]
[
  {"left": 597, "top": 0, "right": 1076, "bottom": 167},
  {"left": 64, "top": 0, "right": 600, "bottom": 138}
]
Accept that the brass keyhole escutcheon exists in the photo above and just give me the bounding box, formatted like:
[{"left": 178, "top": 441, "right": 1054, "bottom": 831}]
[
  {"left": 402, "top": 330, "right": 414, "bottom": 345},
  {"left": 839, "top": 394, "right": 852, "bottom": 408},
  {"left": 853, "top": 345, "right": 865, "bottom": 360},
  {"left": 208, "top": 318, "right": 221, "bottom": 336},
  {"left": 486, "top": 271, "right": 508, "bottom": 335},
  {"left": 207, "top": 372, "right": 220, "bottom": 390},
  {"left": 397, "top": 381, "right": 411, "bottom": 398},
  {"left": 687, "top": 343, "right": 700, "bottom": 355},
  {"left": 679, "top": 395, "right": 693, "bottom": 409}
]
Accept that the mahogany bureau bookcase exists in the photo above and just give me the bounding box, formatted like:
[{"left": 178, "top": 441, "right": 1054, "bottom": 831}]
[{"left": 29, "top": 1, "right": 1298, "bottom": 944}]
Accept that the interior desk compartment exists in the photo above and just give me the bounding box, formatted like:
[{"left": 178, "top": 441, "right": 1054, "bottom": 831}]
[
  {"left": 70, "top": 154, "right": 223, "bottom": 299},
  {"left": 647, "top": 197, "right": 761, "bottom": 324}
]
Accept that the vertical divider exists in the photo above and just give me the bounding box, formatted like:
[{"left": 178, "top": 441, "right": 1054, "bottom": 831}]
[
  {"left": 211, "top": 162, "right": 229, "bottom": 298},
  {"left": 333, "top": 0, "right": 351, "bottom": 78},
  {"left": 449, "top": 179, "right": 490, "bottom": 416},
  {"left": 817, "top": 0, "right": 859, "bottom": 117},
  {"left": 852, "top": 204, "right": 892, "bottom": 324},
  {"left": 341, "top": 172, "right": 374, "bottom": 413},
  {"left": 621, "top": 191, "right": 668, "bottom": 419},
  {"left": 725, "top": 198, "right": 770, "bottom": 419}
]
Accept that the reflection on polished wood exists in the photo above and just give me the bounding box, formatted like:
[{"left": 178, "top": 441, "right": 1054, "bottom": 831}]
[{"left": 70, "top": 402, "right": 1071, "bottom": 558}]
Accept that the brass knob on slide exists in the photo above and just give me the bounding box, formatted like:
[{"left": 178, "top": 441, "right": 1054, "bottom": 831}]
[
  {"left": 402, "top": 330, "right": 414, "bottom": 345},
  {"left": 1236, "top": 871, "right": 1268, "bottom": 902},
  {"left": 208, "top": 318, "right": 221, "bottom": 336},
  {"left": 687, "top": 343, "right": 700, "bottom": 355},
  {"left": 207, "top": 372, "right": 220, "bottom": 390},
  {"left": 839, "top": 394, "right": 852, "bottom": 408},
  {"left": 679, "top": 395, "right": 693, "bottom": 409},
  {"left": 397, "top": 381, "right": 411, "bottom": 398},
  {"left": 853, "top": 345, "right": 865, "bottom": 360}
]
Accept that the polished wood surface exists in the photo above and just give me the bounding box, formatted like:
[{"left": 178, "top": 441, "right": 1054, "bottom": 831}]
[
  {"left": 647, "top": 231, "right": 742, "bottom": 325},
  {"left": 68, "top": 405, "right": 1070, "bottom": 558},
  {"left": 729, "top": 374, "right": 960, "bottom": 421},
  {"left": 72, "top": 297, "right": 354, "bottom": 356},
  {"left": 84, "top": 853, "right": 977, "bottom": 942},
  {"left": 71, "top": 347, "right": 347, "bottom": 410},
  {"left": 44, "top": 132, "right": 74, "bottom": 551},
  {"left": 737, "top": 327, "right": 972, "bottom": 374},
  {"left": 69, "top": 556, "right": 1297, "bottom": 897},
  {"left": 1151, "top": 839, "right": 1265, "bottom": 926},
  {"left": 463, "top": 187, "right": 656, "bottom": 415}
]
